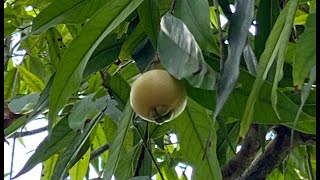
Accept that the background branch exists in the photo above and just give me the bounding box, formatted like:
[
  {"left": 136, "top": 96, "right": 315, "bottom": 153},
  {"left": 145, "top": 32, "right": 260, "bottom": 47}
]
[
  {"left": 236, "top": 125, "right": 316, "bottom": 180},
  {"left": 7, "top": 126, "right": 48, "bottom": 139},
  {"left": 90, "top": 143, "right": 110, "bottom": 161},
  {"left": 221, "top": 124, "right": 260, "bottom": 180}
]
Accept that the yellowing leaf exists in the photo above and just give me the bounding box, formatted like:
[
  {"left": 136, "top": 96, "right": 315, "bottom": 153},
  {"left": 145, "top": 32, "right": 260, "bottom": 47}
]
[{"left": 17, "top": 66, "right": 45, "bottom": 93}]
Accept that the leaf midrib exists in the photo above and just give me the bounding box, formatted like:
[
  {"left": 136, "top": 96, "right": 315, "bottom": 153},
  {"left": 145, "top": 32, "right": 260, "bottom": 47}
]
[
  {"left": 51, "top": 1, "right": 132, "bottom": 117},
  {"left": 33, "top": 0, "right": 87, "bottom": 32},
  {"left": 185, "top": 107, "right": 215, "bottom": 178}
]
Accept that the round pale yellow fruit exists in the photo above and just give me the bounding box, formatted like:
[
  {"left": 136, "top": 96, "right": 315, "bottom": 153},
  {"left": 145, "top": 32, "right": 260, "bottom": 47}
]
[{"left": 130, "top": 69, "right": 187, "bottom": 124}]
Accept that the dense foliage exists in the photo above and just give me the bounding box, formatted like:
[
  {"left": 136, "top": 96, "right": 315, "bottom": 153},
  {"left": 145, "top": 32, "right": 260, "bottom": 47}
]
[{"left": 4, "top": 0, "right": 316, "bottom": 179}]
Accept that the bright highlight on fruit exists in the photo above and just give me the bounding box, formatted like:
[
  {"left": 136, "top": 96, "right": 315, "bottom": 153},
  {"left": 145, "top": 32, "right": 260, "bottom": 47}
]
[{"left": 130, "top": 69, "right": 187, "bottom": 124}]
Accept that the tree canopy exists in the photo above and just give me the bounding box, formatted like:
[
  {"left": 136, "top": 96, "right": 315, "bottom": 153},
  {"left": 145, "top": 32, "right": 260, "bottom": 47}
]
[{"left": 4, "top": 0, "right": 316, "bottom": 179}]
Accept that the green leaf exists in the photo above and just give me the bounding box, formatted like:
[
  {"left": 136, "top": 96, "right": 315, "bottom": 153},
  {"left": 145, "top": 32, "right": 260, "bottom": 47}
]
[
  {"left": 104, "top": 101, "right": 134, "bottom": 180},
  {"left": 158, "top": 13, "right": 218, "bottom": 90},
  {"left": 187, "top": 55, "right": 316, "bottom": 134},
  {"left": 171, "top": 98, "right": 222, "bottom": 180},
  {"left": 137, "top": 0, "right": 160, "bottom": 49},
  {"left": 4, "top": 68, "right": 19, "bottom": 100},
  {"left": 292, "top": 66, "right": 316, "bottom": 131},
  {"left": 83, "top": 33, "right": 124, "bottom": 78},
  {"left": 119, "top": 23, "right": 147, "bottom": 60},
  {"left": 128, "top": 176, "right": 151, "bottom": 180},
  {"left": 255, "top": 0, "right": 280, "bottom": 59},
  {"left": 51, "top": 113, "right": 105, "bottom": 180},
  {"left": 104, "top": 73, "right": 131, "bottom": 109},
  {"left": 31, "top": 0, "right": 110, "bottom": 34},
  {"left": 41, "top": 154, "right": 59, "bottom": 180},
  {"left": 8, "top": 93, "right": 39, "bottom": 114},
  {"left": 294, "top": 9, "right": 308, "bottom": 25},
  {"left": 267, "top": 168, "right": 284, "bottom": 180},
  {"left": 14, "top": 117, "right": 76, "bottom": 178},
  {"left": 49, "top": 0, "right": 144, "bottom": 127},
  {"left": 92, "top": 123, "right": 109, "bottom": 163},
  {"left": 68, "top": 94, "right": 102, "bottom": 131},
  {"left": 174, "top": 0, "right": 219, "bottom": 54},
  {"left": 69, "top": 147, "right": 91, "bottom": 180},
  {"left": 17, "top": 66, "right": 45, "bottom": 93},
  {"left": 240, "top": 0, "right": 299, "bottom": 138},
  {"left": 243, "top": 41, "right": 258, "bottom": 75},
  {"left": 4, "top": 115, "right": 26, "bottom": 138},
  {"left": 293, "top": 13, "right": 316, "bottom": 88},
  {"left": 46, "top": 27, "right": 66, "bottom": 70},
  {"left": 216, "top": 121, "right": 239, "bottom": 166},
  {"left": 214, "top": 0, "right": 254, "bottom": 119},
  {"left": 26, "top": 73, "right": 54, "bottom": 123},
  {"left": 115, "top": 144, "right": 142, "bottom": 179}
]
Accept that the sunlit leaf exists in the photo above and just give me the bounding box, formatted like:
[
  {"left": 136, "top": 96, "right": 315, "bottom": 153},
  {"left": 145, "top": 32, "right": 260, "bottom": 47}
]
[
  {"left": 31, "top": 0, "right": 110, "bottom": 34},
  {"left": 4, "top": 68, "right": 19, "bottom": 100},
  {"left": 69, "top": 147, "right": 91, "bottom": 180},
  {"left": 49, "top": 0, "right": 144, "bottom": 129},
  {"left": 41, "top": 154, "right": 59, "bottom": 180},
  {"left": 17, "top": 66, "right": 45, "bottom": 93}
]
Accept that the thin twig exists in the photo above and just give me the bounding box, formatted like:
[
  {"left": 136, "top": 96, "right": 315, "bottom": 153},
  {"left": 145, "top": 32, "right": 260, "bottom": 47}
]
[
  {"left": 9, "top": 137, "right": 16, "bottom": 180},
  {"left": 90, "top": 143, "right": 110, "bottom": 161},
  {"left": 8, "top": 126, "right": 48, "bottom": 139},
  {"left": 213, "top": 0, "right": 226, "bottom": 69}
]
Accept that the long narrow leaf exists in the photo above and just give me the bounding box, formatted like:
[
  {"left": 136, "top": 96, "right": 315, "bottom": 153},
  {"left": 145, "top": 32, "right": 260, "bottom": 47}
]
[
  {"left": 137, "top": 0, "right": 160, "bottom": 49},
  {"left": 240, "top": 0, "right": 299, "bottom": 138},
  {"left": 213, "top": 0, "right": 254, "bottom": 119},
  {"left": 293, "top": 13, "right": 316, "bottom": 88},
  {"left": 51, "top": 112, "right": 105, "bottom": 180},
  {"left": 32, "top": 0, "right": 111, "bottom": 34},
  {"left": 292, "top": 66, "right": 316, "bottom": 134},
  {"left": 41, "top": 154, "right": 59, "bottom": 180},
  {"left": 104, "top": 102, "right": 134, "bottom": 179},
  {"left": 69, "top": 147, "right": 91, "bottom": 180},
  {"left": 49, "top": 0, "right": 144, "bottom": 129},
  {"left": 14, "top": 117, "right": 75, "bottom": 178},
  {"left": 187, "top": 55, "right": 316, "bottom": 134}
]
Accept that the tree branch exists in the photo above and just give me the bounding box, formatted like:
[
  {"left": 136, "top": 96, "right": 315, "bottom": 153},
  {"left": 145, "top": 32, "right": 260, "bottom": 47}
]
[
  {"left": 90, "top": 143, "right": 110, "bottom": 161},
  {"left": 221, "top": 125, "right": 261, "bottom": 180},
  {"left": 7, "top": 126, "right": 48, "bottom": 138},
  {"left": 236, "top": 125, "right": 316, "bottom": 180}
]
